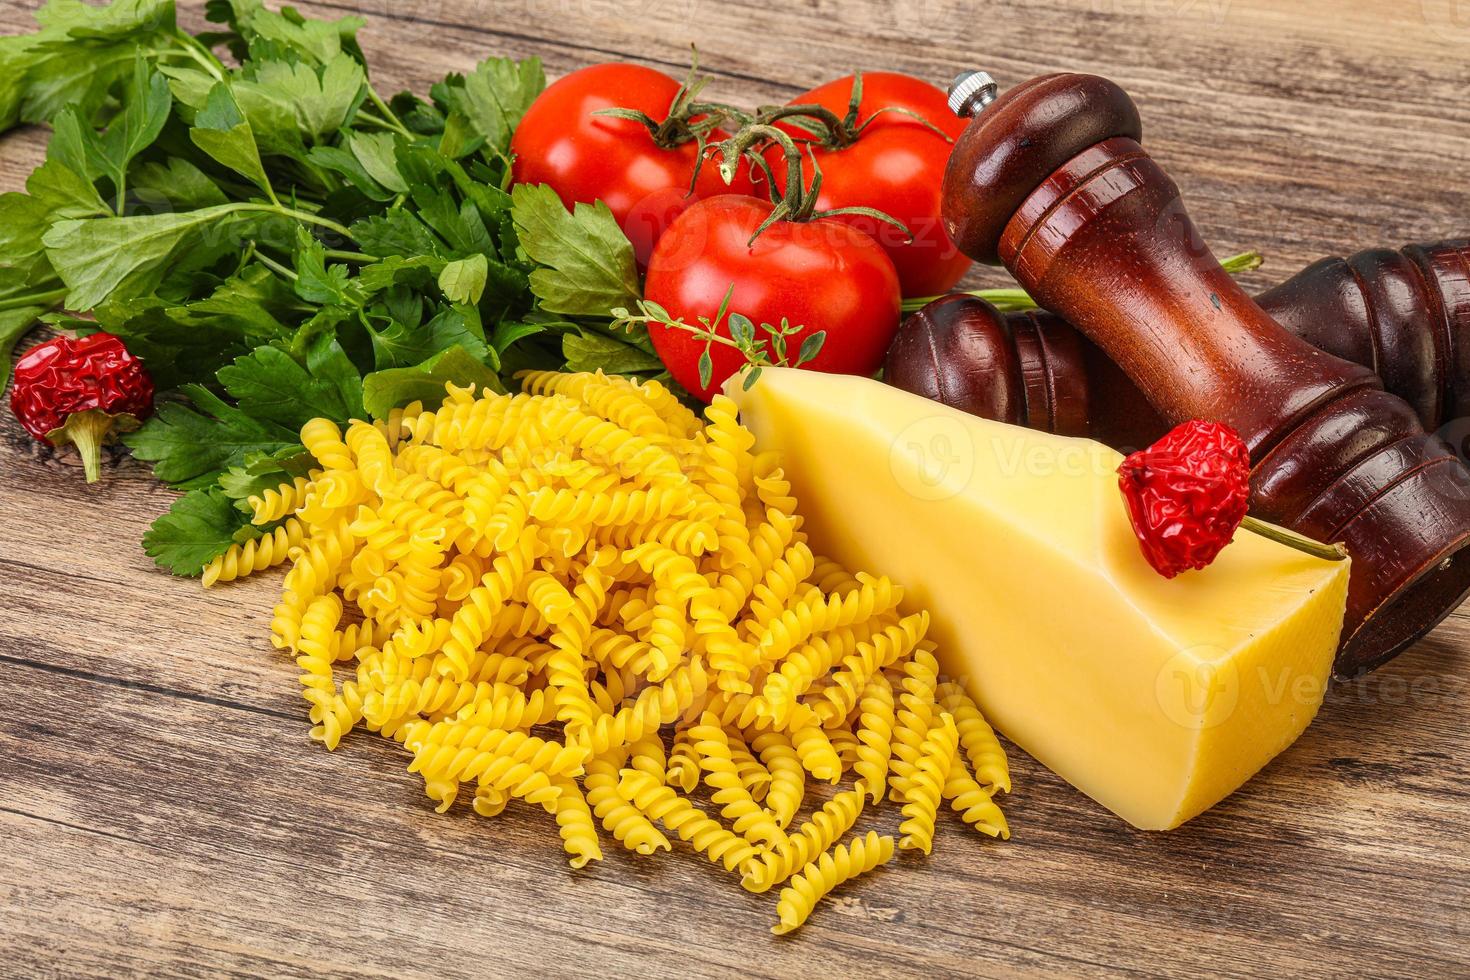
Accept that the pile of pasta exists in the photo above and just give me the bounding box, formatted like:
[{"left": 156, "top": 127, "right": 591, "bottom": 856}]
[{"left": 208, "top": 370, "right": 1011, "bottom": 935}]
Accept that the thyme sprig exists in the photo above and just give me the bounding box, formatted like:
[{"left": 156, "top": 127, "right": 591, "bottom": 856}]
[{"left": 612, "top": 284, "right": 826, "bottom": 392}]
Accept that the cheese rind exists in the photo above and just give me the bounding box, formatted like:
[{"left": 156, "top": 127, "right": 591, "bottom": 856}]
[{"left": 728, "top": 368, "right": 1349, "bottom": 830}]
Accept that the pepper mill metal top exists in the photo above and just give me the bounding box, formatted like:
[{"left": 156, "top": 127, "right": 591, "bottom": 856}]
[{"left": 947, "top": 70, "right": 999, "bottom": 117}]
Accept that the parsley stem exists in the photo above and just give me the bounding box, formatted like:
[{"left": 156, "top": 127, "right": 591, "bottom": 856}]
[
  {"left": 325, "top": 249, "right": 375, "bottom": 263},
  {"left": 364, "top": 86, "right": 412, "bottom": 137},
  {"left": 0, "top": 287, "right": 67, "bottom": 312},
  {"left": 356, "top": 110, "right": 396, "bottom": 131},
  {"left": 170, "top": 31, "right": 226, "bottom": 83},
  {"left": 237, "top": 203, "right": 355, "bottom": 241},
  {"left": 252, "top": 248, "right": 298, "bottom": 282},
  {"left": 898, "top": 251, "right": 1266, "bottom": 314},
  {"left": 900, "top": 288, "right": 1037, "bottom": 315}
]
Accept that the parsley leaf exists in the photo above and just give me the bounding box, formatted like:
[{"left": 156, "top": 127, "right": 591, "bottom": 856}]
[
  {"left": 93, "top": 266, "right": 299, "bottom": 390},
  {"left": 350, "top": 209, "right": 446, "bottom": 259},
  {"left": 190, "top": 81, "right": 273, "bottom": 197},
  {"left": 439, "top": 56, "right": 545, "bottom": 156},
  {"left": 439, "top": 254, "right": 489, "bottom": 305},
  {"left": 17, "top": 0, "right": 179, "bottom": 128},
  {"left": 215, "top": 451, "right": 302, "bottom": 504},
  {"left": 292, "top": 228, "right": 363, "bottom": 307},
  {"left": 125, "top": 384, "right": 301, "bottom": 489},
  {"left": 0, "top": 307, "right": 44, "bottom": 394},
  {"left": 361, "top": 344, "right": 504, "bottom": 418},
  {"left": 216, "top": 339, "right": 364, "bottom": 430},
  {"left": 242, "top": 54, "right": 366, "bottom": 145},
  {"left": 141, "top": 487, "right": 255, "bottom": 576},
  {"left": 562, "top": 330, "right": 664, "bottom": 375},
  {"left": 0, "top": 35, "right": 41, "bottom": 131},
  {"left": 214, "top": 0, "right": 363, "bottom": 66},
  {"left": 510, "top": 183, "right": 640, "bottom": 316},
  {"left": 348, "top": 131, "right": 408, "bottom": 194},
  {"left": 366, "top": 303, "right": 488, "bottom": 370},
  {"left": 43, "top": 204, "right": 265, "bottom": 309},
  {"left": 131, "top": 157, "right": 230, "bottom": 210},
  {"left": 83, "top": 55, "right": 171, "bottom": 209}
]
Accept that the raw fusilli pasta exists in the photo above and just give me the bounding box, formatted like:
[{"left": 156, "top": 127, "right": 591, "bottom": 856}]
[
  {"left": 898, "top": 713, "right": 960, "bottom": 855},
  {"left": 239, "top": 372, "right": 1009, "bottom": 932},
  {"left": 202, "top": 518, "right": 306, "bottom": 587},
  {"left": 772, "top": 831, "right": 896, "bottom": 935}
]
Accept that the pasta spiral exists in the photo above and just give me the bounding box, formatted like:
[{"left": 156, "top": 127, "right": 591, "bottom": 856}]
[
  {"left": 938, "top": 682, "right": 1011, "bottom": 795},
  {"left": 295, "top": 594, "right": 348, "bottom": 749},
  {"left": 810, "top": 612, "right": 929, "bottom": 727},
  {"left": 518, "top": 369, "right": 670, "bottom": 439},
  {"left": 742, "top": 787, "right": 866, "bottom": 894},
  {"left": 574, "top": 658, "right": 709, "bottom": 757},
  {"left": 753, "top": 574, "right": 902, "bottom": 670},
  {"left": 690, "top": 716, "right": 788, "bottom": 851},
  {"left": 247, "top": 474, "right": 317, "bottom": 526},
  {"left": 853, "top": 674, "right": 896, "bottom": 803},
  {"left": 408, "top": 728, "right": 586, "bottom": 813},
  {"left": 888, "top": 641, "right": 941, "bottom": 802},
  {"left": 584, "top": 750, "right": 670, "bottom": 856},
  {"left": 550, "top": 777, "right": 603, "bottom": 869},
  {"left": 752, "top": 730, "right": 806, "bottom": 829},
  {"left": 898, "top": 713, "right": 960, "bottom": 855},
  {"left": 616, "top": 771, "right": 760, "bottom": 873},
  {"left": 945, "top": 764, "right": 1012, "bottom": 840},
  {"left": 625, "top": 734, "right": 666, "bottom": 783},
  {"left": 665, "top": 728, "right": 701, "bottom": 793},
  {"left": 203, "top": 518, "right": 307, "bottom": 588},
  {"left": 772, "top": 831, "right": 895, "bottom": 935}
]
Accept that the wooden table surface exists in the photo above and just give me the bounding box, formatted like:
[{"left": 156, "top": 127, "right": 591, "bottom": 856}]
[{"left": 2, "top": 1, "right": 1468, "bottom": 976}]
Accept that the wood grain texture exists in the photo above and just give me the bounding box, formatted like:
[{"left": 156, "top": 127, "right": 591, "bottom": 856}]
[{"left": 1, "top": 0, "right": 1468, "bottom": 976}]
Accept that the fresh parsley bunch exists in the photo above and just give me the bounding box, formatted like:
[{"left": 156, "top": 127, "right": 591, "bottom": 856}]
[{"left": 0, "top": 0, "right": 658, "bottom": 575}]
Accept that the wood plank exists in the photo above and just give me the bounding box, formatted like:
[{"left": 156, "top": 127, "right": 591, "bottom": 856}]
[{"left": 1, "top": 0, "right": 1467, "bottom": 975}]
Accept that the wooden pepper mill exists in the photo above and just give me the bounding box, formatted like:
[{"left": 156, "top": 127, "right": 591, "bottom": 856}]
[
  {"left": 888, "top": 239, "right": 1470, "bottom": 453},
  {"left": 939, "top": 71, "right": 1470, "bottom": 674}
]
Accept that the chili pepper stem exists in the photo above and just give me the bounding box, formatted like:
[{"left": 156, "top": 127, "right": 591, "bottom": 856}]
[
  {"left": 45, "top": 409, "right": 140, "bottom": 485},
  {"left": 1240, "top": 516, "right": 1348, "bottom": 561}
]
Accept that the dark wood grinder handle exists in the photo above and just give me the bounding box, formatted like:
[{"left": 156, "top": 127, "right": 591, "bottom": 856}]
[
  {"left": 937, "top": 72, "right": 1470, "bottom": 675},
  {"left": 887, "top": 240, "right": 1470, "bottom": 454}
]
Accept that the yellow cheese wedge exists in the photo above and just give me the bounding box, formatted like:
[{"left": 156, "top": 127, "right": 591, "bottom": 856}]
[{"left": 727, "top": 368, "right": 1349, "bottom": 830}]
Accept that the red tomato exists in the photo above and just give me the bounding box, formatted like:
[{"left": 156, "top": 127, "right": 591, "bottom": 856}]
[
  {"left": 511, "top": 63, "right": 757, "bottom": 267},
  {"left": 767, "top": 72, "right": 972, "bottom": 297},
  {"left": 645, "top": 195, "right": 901, "bottom": 401}
]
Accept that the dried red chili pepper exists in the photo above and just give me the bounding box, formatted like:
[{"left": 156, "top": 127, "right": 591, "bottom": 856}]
[
  {"left": 1118, "top": 419, "right": 1347, "bottom": 577},
  {"left": 1117, "top": 420, "right": 1251, "bottom": 577},
  {"left": 10, "top": 332, "right": 155, "bottom": 484}
]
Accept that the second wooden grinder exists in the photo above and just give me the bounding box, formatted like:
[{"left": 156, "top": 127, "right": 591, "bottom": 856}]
[{"left": 940, "top": 71, "right": 1470, "bottom": 675}]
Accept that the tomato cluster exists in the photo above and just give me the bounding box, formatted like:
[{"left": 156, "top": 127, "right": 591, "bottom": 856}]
[{"left": 512, "top": 63, "right": 968, "bottom": 400}]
